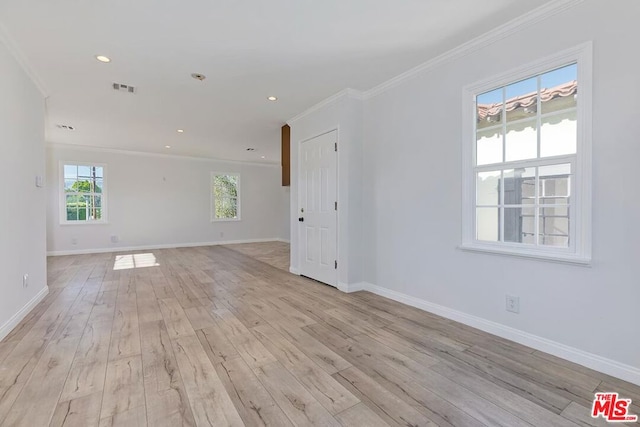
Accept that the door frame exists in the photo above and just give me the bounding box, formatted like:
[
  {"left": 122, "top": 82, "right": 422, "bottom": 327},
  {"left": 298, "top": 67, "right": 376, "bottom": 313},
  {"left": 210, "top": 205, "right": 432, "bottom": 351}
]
[{"left": 296, "top": 126, "right": 340, "bottom": 287}]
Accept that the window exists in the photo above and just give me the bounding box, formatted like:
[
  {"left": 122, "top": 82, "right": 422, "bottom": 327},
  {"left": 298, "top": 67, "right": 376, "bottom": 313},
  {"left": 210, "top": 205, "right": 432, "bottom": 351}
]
[
  {"left": 462, "top": 43, "right": 592, "bottom": 264},
  {"left": 60, "top": 163, "right": 106, "bottom": 224},
  {"left": 211, "top": 173, "right": 240, "bottom": 221}
]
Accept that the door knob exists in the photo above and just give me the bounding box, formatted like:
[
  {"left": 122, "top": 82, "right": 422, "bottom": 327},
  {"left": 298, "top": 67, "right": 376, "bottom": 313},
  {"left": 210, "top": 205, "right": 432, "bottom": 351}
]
[{"left": 298, "top": 217, "right": 304, "bottom": 222}]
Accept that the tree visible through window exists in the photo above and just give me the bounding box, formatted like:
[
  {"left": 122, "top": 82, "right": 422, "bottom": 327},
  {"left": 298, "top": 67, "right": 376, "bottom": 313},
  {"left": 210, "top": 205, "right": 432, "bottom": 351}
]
[
  {"left": 62, "top": 164, "right": 105, "bottom": 222},
  {"left": 211, "top": 173, "right": 240, "bottom": 220}
]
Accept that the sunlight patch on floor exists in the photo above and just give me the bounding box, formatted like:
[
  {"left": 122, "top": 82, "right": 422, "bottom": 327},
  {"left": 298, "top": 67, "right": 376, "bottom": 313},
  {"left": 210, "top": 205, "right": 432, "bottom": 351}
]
[{"left": 113, "top": 253, "right": 160, "bottom": 270}]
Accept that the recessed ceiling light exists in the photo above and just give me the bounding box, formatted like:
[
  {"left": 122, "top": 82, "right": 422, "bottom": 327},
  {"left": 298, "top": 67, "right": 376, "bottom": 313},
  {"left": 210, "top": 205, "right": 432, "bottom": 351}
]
[
  {"left": 261, "top": 156, "right": 266, "bottom": 159},
  {"left": 177, "top": 129, "right": 184, "bottom": 133},
  {"left": 267, "top": 96, "right": 278, "bottom": 101},
  {"left": 191, "top": 73, "right": 206, "bottom": 81},
  {"left": 165, "top": 145, "right": 171, "bottom": 149},
  {"left": 95, "top": 55, "right": 111, "bottom": 63}
]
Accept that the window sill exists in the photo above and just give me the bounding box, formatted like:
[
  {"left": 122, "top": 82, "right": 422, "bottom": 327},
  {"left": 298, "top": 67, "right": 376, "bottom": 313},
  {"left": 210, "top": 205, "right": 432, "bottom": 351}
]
[
  {"left": 458, "top": 243, "right": 591, "bottom": 267},
  {"left": 211, "top": 218, "right": 241, "bottom": 223}
]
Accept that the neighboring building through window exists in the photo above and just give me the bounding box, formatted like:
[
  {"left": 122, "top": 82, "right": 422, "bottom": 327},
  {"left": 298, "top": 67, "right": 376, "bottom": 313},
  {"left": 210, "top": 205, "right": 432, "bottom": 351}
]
[
  {"left": 211, "top": 173, "right": 240, "bottom": 221},
  {"left": 462, "top": 44, "right": 592, "bottom": 263},
  {"left": 61, "top": 163, "right": 106, "bottom": 223}
]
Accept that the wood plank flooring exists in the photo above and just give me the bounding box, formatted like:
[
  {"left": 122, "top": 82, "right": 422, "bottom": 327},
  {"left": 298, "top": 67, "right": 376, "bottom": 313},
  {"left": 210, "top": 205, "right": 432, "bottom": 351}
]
[
  {"left": 0, "top": 243, "right": 638, "bottom": 426},
  {"left": 224, "top": 242, "right": 289, "bottom": 272}
]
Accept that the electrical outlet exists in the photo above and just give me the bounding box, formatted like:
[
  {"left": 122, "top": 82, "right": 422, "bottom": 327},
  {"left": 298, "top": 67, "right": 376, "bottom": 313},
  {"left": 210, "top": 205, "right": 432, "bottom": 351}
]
[
  {"left": 22, "top": 273, "right": 28, "bottom": 288},
  {"left": 220, "top": 231, "right": 224, "bottom": 238},
  {"left": 110, "top": 235, "right": 119, "bottom": 243},
  {"left": 506, "top": 295, "right": 520, "bottom": 313},
  {"left": 71, "top": 237, "right": 78, "bottom": 245}
]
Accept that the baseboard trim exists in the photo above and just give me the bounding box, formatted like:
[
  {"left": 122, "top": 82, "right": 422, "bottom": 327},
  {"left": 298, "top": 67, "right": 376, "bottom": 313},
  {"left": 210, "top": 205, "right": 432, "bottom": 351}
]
[
  {"left": 358, "top": 282, "right": 640, "bottom": 386},
  {"left": 0, "top": 286, "right": 49, "bottom": 341},
  {"left": 337, "top": 281, "right": 367, "bottom": 293},
  {"left": 47, "top": 238, "right": 285, "bottom": 256}
]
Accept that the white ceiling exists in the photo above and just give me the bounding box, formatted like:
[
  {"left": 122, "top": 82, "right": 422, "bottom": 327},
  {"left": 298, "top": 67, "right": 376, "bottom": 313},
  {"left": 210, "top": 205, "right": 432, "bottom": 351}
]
[{"left": 0, "top": 0, "right": 550, "bottom": 163}]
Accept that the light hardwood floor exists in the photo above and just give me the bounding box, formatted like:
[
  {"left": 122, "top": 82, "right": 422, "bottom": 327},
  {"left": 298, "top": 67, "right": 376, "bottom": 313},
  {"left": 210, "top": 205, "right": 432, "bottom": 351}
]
[
  {"left": 0, "top": 243, "right": 638, "bottom": 426},
  {"left": 224, "top": 241, "right": 289, "bottom": 272}
]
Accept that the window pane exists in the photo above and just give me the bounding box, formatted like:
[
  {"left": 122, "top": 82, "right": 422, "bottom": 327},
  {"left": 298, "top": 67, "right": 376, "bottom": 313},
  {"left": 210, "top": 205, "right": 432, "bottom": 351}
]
[
  {"left": 216, "top": 198, "right": 227, "bottom": 218},
  {"left": 94, "top": 167, "right": 104, "bottom": 178},
  {"left": 66, "top": 194, "right": 79, "bottom": 221},
  {"left": 476, "top": 171, "right": 500, "bottom": 206},
  {"left": 214, "top": 175, "right": 238, "bottom": 198},
  {"left": 504, "top": 206, "right": 535, "bottom": 244},
  {"left": 476, "top": 207, "right": 499, "bottom": 242},
  {"left": 539, "top": 212, "right": 569, "bottom": 247},
  {"left": 476, "top": 128, "right": 502, "bottom": 165},
  {"left": 477, "top": 88, "right": 503, "bottom": 130},
  {"left": 93, "top": 208, "right": 102, "bottom": 220},
  {"left": 539, "top": 164, "right": 571, "bottom": 203},
  {"left": 541, "top": 205, "right": 569, "bottom": 217},
  {"left": 64, "top": 179, "right": 76, "bottom": 192},
  {"left": 540, "top": 63, "right": 577, "bottom": 114},
  {"left": 503, "top": 167, "right": 535, "bottom": 205},
  {"left": 86, "top": 196, "right": 101, "bottom": 220},
  {"left": 64, "top": 165, "right": 77, "bottom": 179},
  {"left": 216, "top": 197, "right": 238, "bottom": 219},
  {"left": 94, "top": 179, "right": 104, "bottom": 193},
  {"left": 78, "top": 195, "right": 89, "bottom": 220},
  {"left": 505, "top": 77, "right": 537, "bottom": 122},
  {"left": 78, "top": 165, "right": 91, "bottom": 178},
  {"left": 540, "top": 110, "right": 577, "bottom": 157},
  {"left": 228, "top": 198, "right": 238, "bottom": 218},
  {"left": 71, "top": 180, "right": 91, "bottom": 193},
  {"left": 505, "top": 119, "right": 537, "bottom": 162}
]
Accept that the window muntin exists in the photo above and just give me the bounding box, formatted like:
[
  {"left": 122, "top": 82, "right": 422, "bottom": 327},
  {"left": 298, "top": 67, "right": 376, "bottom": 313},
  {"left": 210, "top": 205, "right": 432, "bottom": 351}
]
[
  {"left": 211, "top": 173, "right": 240, "bottom": 221},
  {"left": 475, "top": 163, "right": 572, "bottom": 247},
  {"left": 472, "top": 62, "right": 582, "bottom": 254},
  {"left": 61, "top": 163, "right": 106, "bottom": 223},
  {"left": 476, "top": 63, "right": 578, "bottom": 166},
  {"left": 462, "top": 44, "right": 591, "bottom": 264}
]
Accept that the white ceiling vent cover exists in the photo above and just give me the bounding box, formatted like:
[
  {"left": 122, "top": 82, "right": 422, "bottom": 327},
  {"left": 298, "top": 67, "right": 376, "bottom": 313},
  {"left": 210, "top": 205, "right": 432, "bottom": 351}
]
[{"left": 113, "top": 82, "right": 136, "bottom": 93}]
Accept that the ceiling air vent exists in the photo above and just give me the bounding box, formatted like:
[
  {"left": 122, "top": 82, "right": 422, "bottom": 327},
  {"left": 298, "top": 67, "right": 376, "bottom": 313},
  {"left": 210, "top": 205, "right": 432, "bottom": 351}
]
[
  {"left": 56, "top": 124, "right": 75, "bottom": 131},
  {"left": 113, "top": 82, "right": 136, "bottom": 93}
]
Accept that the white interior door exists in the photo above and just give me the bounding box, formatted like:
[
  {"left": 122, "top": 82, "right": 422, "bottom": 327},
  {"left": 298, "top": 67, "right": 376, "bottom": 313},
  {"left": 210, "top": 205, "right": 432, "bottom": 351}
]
[{"left": 299, "top": 130, "right": 337, "bottom": 286}]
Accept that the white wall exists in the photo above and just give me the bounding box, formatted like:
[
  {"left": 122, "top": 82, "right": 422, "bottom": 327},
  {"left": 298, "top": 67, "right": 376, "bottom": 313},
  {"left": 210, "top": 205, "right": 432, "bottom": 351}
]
[
  {"left": 47, "top": 145, "right": 289, "bottom": 254},
  {"left": 362, "top": 1, "right": 639, "bottom": 378},
  {"left": 0, "top": 38, "right": 47, "bottom": 338},
  {"left": 288, "top": 91, "right": 364, "bottom": 288},
  {"left": 280, "top": 186, "right": 291, "bottom": 242},
  {"left": 289, "top": 1, "right": 640, "bottom": 384}
]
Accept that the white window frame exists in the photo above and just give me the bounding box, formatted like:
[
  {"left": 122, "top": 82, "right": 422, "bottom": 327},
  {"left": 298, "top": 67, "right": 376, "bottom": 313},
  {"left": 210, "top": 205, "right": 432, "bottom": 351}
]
[
  {"left": 211, "top": 172, "right": 241, "bottom": 222},
  {"left": 461, "top": 42, "right": 592, "bottom": 265},
  {"left": 59, "top": 161, "right": 108, "bottom": 225}
]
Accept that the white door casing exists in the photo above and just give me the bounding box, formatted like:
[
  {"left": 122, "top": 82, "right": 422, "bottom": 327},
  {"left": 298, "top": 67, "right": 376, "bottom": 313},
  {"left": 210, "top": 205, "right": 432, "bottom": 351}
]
[{"left": 298, "top": 130, "right": 338, "bottom": 286}]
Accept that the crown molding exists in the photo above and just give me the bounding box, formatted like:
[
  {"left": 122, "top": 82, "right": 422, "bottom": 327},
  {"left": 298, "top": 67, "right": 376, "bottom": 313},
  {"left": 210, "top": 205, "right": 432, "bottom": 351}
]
[
  {"left": 0, "top": 22, "right": 49, "bottom": 97},
  {"left": 46, "top": 142, "right": 280, "bottom": 167},
  {"left": 287, "top": 88, "right": 364, "bottom": 125},
  {"left": 284, "top": 0, "right": 583, "bottom": 121},
  {"left": 363, "top": 0, "right": 584, "bottom": 99}
]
